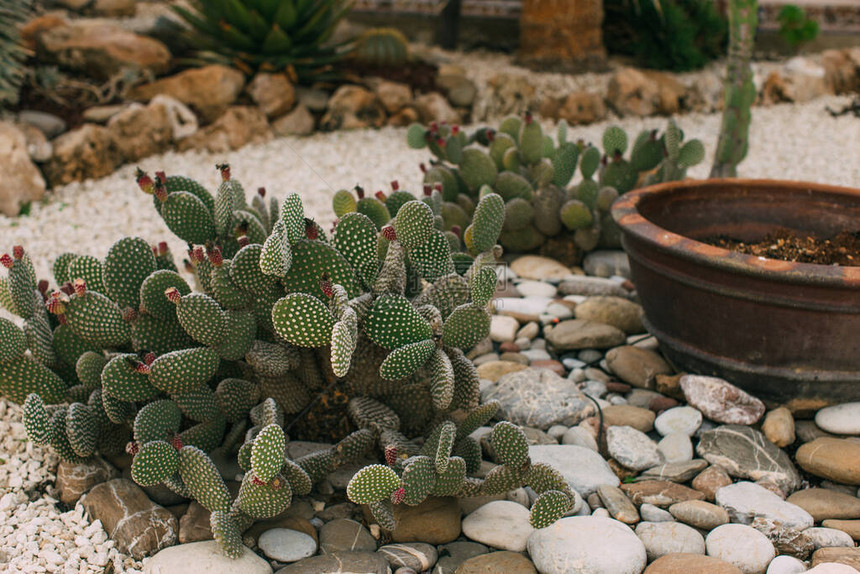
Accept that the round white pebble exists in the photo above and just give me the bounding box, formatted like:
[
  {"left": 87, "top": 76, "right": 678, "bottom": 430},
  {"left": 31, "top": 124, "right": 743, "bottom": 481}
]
[{"left": 257, "top": 528, "right": 317, "bottom": 562}]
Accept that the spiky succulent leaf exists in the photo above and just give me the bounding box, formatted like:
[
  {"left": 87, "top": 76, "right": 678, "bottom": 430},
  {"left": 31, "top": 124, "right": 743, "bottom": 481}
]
[
  {"left": 282, "top": 458, "right": 313, "bottom": 496},
  {"left": 251, "top": 424, "right": 286, "bottom": 483},
  {"left": 272, "top": 293, "right": 335, "bottom": 347},
  {"left": 140, "top": 270, "right": 191, "bottom": 321},
  {"left": 530, "top": 490, "right": 572, "bottom": 529},
  {"left": 149, "top": 347, "right": 219, "bottom": 394},
  {"left": 210, "top": 511, "right": 243, "bottom": 559},
  {"left": 442, "top": 303, "right": 490, "bottom": 350},
  {"left": 0, "top": 355, "right": 67, "bottom": 404},
  {"left": 0, "top": 317, "right": 27, "bottom": 362},
  {"left": 179, "top": 446, "right": 232, "bottom": 513},
  {"left": 281, "top": 240, "right": 358, "bottom": 300},
  {"left": 23, "top": 393, "right": 53, "bottom": 444},
  {"left": 364, "top": 294, "right": 432, "bottom": 350},
  {"left": 379, "top": 339, "right": 435, "bottom": 380},
  {"left": 134, "top": 399, "right": 182, "bottom": 445},
  {"left": 347, "top": 464, "right": 402, "bottom": 504},
  {"left": 161, "top": 192, "right": 217, "bottom": 245},
  {"left": 131, "top": 440, "right": 180, "bottom": 487},
  {"left": 260, "top": 219, "right": 293, "bottom": 277},
  {"left": 491, "top": 421, "right": 530, "bottom": 469},
  {"left": 101, "top": 353, "right": 159, "bottom": 402},
  {"left": 330, "top": 308, "right": 358, "bottom": 377},
  {"left": 103, "top": 237, "right": 157, "bottom": 310}
]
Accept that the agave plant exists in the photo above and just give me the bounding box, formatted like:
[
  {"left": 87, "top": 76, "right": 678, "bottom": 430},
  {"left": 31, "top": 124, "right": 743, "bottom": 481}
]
[
  {"left": 173, "top": 0, "right": 353, "bottom": 82},
  {"left": 0, "top": 0, "right": 33, "bottom": 108}
]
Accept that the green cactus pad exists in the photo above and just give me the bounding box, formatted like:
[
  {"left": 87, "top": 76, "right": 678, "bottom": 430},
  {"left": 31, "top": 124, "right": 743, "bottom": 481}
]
[
  {"left": 134, "top": 399, "right": 182, "bottom": 445},
  {"left": 469, "top": 193, "right": 504, "bottom": 255},
  {"left": 272, "top": 293, "right": 335, "bottom": 348},
  {"left": 480, "top": 463, "right": 524, "bottom": 495},
  {"left": 458, "top": 148, "right": 498, "bottom": 193},
  {"left": 332, "top": 212, "right": 380, "bottom": 287},
  {"left": 101, "top": 353, "right": 159, "bottom": 402},
  {"left": 245, "top": 340, "right": 299, "bottom": 377},
  {"left": 452, "top": 435, "right": 483, "bottom": 474},
  {"left": 560, "top": 200, "right": 594, "bottom": 231},
  {"left": 456, "top": 401, "right": 500, "bottom": 441},
  {"left": 428, "top": 348, "right": 455, "bottom": 411},
  {"left": 409, "top": 230, "right": 455, "bottom": 283},
  {"left": 179, "top": 446, "right": 232, "bottom": 513},
  {"left": 401, "top": 455, "right": 436, "bottom": 506},
  {"left": 65, "top": 255, "right": 105, "bottom": 297},
  {"left": 331, "top": 309, "right": 358, "bottom": 378},
  {"left": 230, "top": 244, "right": 278, "bottom": 297},
  {"left": 23, "top": 393, "right": 53, "bottom": 444},
  {"left": 214, "top": 379, "right": 257, "bottom": 424},
  {"left": 356, "top": 197, "right": 391, "bottom": 230},
  {"left": 103, "top": 237, "right": 157, "bottom": 311},
  {"left": 379, "top": 339, "right": 435, "bottom": 380},
  {"left": 448, "top": 347, "right": 481, "bottom": 410},
  {"left": 347, "top": 464, "right": 402, "bottom": 504},
  {"left": 130, "top": 313, "right": 196, "bottom": 356},
  {"left": 210, "top": 511, "right": 244, "bottom": 559},
  {"left": 172, "top": 386, "right": 220, "bottom": 422},
  {"left": 180, "top": 416, "right": 227, "bottom": 452},
  {"left": 530, "top": 490, "right": 572, "bottom": 529},
  {"left": 47, "top": 407, "right": 86, "bottom": 463},
  {"left": 393, "top": 201, "right": 434, "bottom": 250},
  {"left": 281, "top": 240, "right": 359, "bottom": 300},
  {"left": 161, "top": 191, "right": 217, "bottom": 245},
  {"left": 149, "top": 347, "right": 220, "bottom": 394},
  {"left": 139, "top": 270, "right": 191, "bottom": 321},
  {"left": 519, "top": 118, "right": 544, "bottom": 165},
  {"left": 432, "top": 455, "right": 466, "bottom": 497},
  {"left": 678, "top": 139, "right": 705, "bottom": 168},
  {"left": 52, "top": 252, "right": 78, "bottom": 286},
  {"left": 74, "top": 351, "right": 103, "bottom": 389},
  {"left": 173, "top": 291, "right": 228, "bottom": 348},
  {"left": 433, "top": 421, "right": 457, "bottom": 474},
  {"left": 332, "top": 189, "right": 358, "bottom": 217},
  {"left": 469, "top": 266, "right": 497, "bottom": 308},
  {"left": 0, "top": 354, "right": 67, "bottom": 404},
  {"left": 441, "top": 303, "right": 490, "bottom": 350},
  {"left": 602, "top": 126, "right": 628, "bottom": 156},
  {"left": 384, "top": 190, "right": 415, "bottom": 217},
  {"left": 280, "top": 458, "right": 312, "bottom": 496},
  {"left": 236, "top": 471, "right": 292, "bottom": 519},
  {"left": 579, "top": 146, "right": 601, "bottom": 179},
  {"left": 212, "top": 309, "right": 256, "bottom": 361},
  {"left": 0, "top": 317, "right": 27, "bottom": 362},
  {"left": 600, "top": 159, "right": 638, "bottom": 195},
  {"left": 364, "top": 294, "right": 432, "bottom": 350},
  {"left": 296, "top": 448, "right": 337, "bottom": 483},
  {"left": 552, "top": 142, "right": 580, "bottom": 187},
  {"left": 423, "top": 166, "right": 459, "bottom": 202},
  {"left": 209, "top": 261, "right": 252, "bottom": 310},
  {"left": 64, "top": 290, "right": 131, "bottom": 348},
  {"left": 491, "top": 421, "right": 530, "bottom": 469},
  {"left": 251, "top": 424, "right": 286, "bottom": 483},
  {"left": 100, "top": 390, "right": 135, "bottom": 425},
  {"left": 412, "top": 274, "right": 470, "bottom": 320},
  {"left": 348, "top": 396, "right": 400, "bottom": 431},
  {"left": 406, "top": 123, "right": 428, "bottom": 149},
  {"left": 260, "top": 219, "right": 293, "bottom": 278},
  {"left": 525, "top": 462, "right": 570, "bottom": 494},
  {"left": 131, "top": 440, "right": 180, "bottom": 487},
  {"left": 24, "top": 313, "right": 56, "bottom": 368},
  {"left": 164, "top": 175, "right": 215, "bottom": 215},
  {"left": 488, "top": 132, "right": 516, "bottom": 170}
]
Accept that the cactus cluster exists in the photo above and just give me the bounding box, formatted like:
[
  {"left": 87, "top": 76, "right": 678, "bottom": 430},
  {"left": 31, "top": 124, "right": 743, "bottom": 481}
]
[
  {"left": 3, "top": 165, "right": 575, "bottom": 557},
  {"left": 385, "top": 113, "right": 704, "bottom": 262}
]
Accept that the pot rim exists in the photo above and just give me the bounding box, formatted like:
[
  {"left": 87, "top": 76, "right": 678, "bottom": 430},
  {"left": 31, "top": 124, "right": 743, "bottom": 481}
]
[{"left": 611, "top": 178, "right": 860, "bottom": 288}]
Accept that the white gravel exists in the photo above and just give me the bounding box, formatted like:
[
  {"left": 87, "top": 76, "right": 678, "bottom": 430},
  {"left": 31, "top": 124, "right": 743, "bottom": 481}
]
[{"left": 0, "top": 90, "right": 858, "bottom": 573}]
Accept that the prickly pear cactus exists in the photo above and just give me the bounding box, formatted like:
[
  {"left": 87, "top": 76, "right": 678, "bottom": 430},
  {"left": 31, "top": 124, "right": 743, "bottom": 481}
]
[
  {"left": 398, "top": 114, "right": 706, "bottom": 263},
  {"left": 6, "top": 164, "right": 576, "bottom": 557}
]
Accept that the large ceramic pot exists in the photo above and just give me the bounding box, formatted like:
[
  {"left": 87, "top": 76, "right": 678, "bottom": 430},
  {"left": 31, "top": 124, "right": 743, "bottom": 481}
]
[{"left": 611, "top": 179, "right": 860, "bottom": 413}]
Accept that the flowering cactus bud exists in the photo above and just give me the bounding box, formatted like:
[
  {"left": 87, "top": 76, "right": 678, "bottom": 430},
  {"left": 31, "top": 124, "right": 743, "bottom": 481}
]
[
  {"left": 375, "top": 191, "right": 387, "bottom": 202},
  {"left": 451, "top": 125, "right": 460, "bottom": 136},
  {"left": 354, "top": 185, "right": 365, "bottom": 199},
  {"left": 135, "top": 168, "right": 155, "bottom": 194},
  {"left": 158, "top": 242, "right": 169, "bottom": 256},
  {"left": 155, "top": 171, "right": 167, "bottom": 184},
  {"left": 382, "top": 225, "right": 397, "bottom": 241},
  {"left": 304, "top": 218, "right": 319, "bottom": 240},
  {"left": 0, "top": 254, "right": 12, "bottom": 268},
  {"left": 169, "top": 435, "right": 184, "bottom": 450},
  {"left": 164, "top": 286, "right": 181, "bottom": 304},
  {"left": 391, "top": 180, "right": 399, "bottom": 191},
  {"left": 258, "top": 187, "right": 266, "bottom": 198},
  {"left": 153, "top": 179, "right": 168, "bottom": 202},
  {"left": 73, "top": 278, "right": 86, "bottom": 297},
  {"left": 12, "top": 246, "right": 23, "bottom": 260},
  {"left": 126, "top": 441, "right": 140, "bottom": 456},
  {"left": 37, "top": 279, "right": 49, "bottom": 297},
  {"left": 207, "top": 246, "right": 223, "bottom": 267},
  {"left": 320, "top": 273, "right": 333, "bottom": 298},
  {"left": 450, "top": 225, "right": 461, "bottom": 238},
  {"left": 216, "top": 163, "right": 231, "bottom": 181},
  {"left": 391, "top": 487, "right": 405, "bottom": 505},
  {"left": 384, "top": 445, "right": 398, "bottom": 466}
]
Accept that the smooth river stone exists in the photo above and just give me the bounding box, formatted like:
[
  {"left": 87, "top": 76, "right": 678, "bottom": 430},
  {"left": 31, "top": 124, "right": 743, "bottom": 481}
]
[
  {"left": 639, "top": 459, "right": 709, "bottom": 483},
  {"left": 574, "top": 295, "right": 643, "bottom": 334},
  {"left": 606, "top": 425, "right": 663, "bottom": 471},
  {"left": 786, "top": 488, "right": 860, "bottom": 521},
  {"left": 715, "top": 482, "right": 813, "bottom": 531},
  {"left": 510, "top": 255, "right": 571, "bottom": 280},
  {"left": 597, "top": 485, "right": 640, "bottom": 524},
  {"left": 696, "top": 425, "right": 801, "bottom": 494},
  {"left": 635, "top": 521, "right": 706, "bottom": 562},
  {"left": 527, "top": 516, "right": 647, "bottom": 574},
  {"left": 144, "top": 541, "right": 272, "bottom": 574},
  {"left": 680, "top": 375, "right": 765, "bottom": 425},
  {"left": 461, "top": 500, "right": 534, "bottom": 552},
  {"left": 796, "top": 438, "right": 860, "bottom": 485},
  {"left": 706, "top": 524, "right": 776, "bottom": 574},
  {"left": 643, "top": 553, "right": 742, "bottom": 573},
  {"left": 654, "top": 406, "right": 703, "bottom": 437},
  {"left": 529, "top": 444, "right": 620, "bottom": 497},
  {"left": 815, "top": 403, "right": 860, "bottom": 435},
  {"left": 605, "top": 346, "right": 672, "bottom": 389},
  {"left": 377, "top": 543, "right": 437, "bottom": 571},
  {"left": 669, "top": 500, "right": 730, "bottom": 530},
  {"left": 258, "top": 529, "right": 317, "bottom": 562},
  {"left": 622, "top": 481, "right": 705, "bottom": 508},
  {"left": 545, "top": 319, "right": 627, "bottom": 351}
]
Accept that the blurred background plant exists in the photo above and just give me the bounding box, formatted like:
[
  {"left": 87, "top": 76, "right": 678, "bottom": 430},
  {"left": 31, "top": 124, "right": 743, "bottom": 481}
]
[
  {"left": 777, "top": 4, "right": 819, "bottom": 53},
  {"left": 602, "top": 0, "right": 728, "bottom": 71},
  {"left": 173, "top": 0, "right": 354, "bottom": 83},
  {"left": 0, "top": 0, "right": 34, "bottom": 109}
]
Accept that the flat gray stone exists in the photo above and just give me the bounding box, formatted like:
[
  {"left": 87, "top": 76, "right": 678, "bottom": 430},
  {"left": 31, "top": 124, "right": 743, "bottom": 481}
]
[
  {"left": 654, "top": 406, "right": 703, "bottom": 437},
  {"left": 705, "top": 524, "right": 776, "bottom": 574},
  {"left": 274, "top": 551, "right": 389, "bottom": 574},
  {"left": 319, "top": 519, "right": 376, "bottom": 554},
  {"left": 145, "top": 540, "right": 272, "bottom": 574},
  {"left": 697, "top": 425, "right": 801, "bottom": 494},
  {"left": 377, "top": 543, "right": 437, "bottom": 571},
  {"left": 529, "top": 445, "right": 620, "bottom": 497},
  {"left": 461, "top": 500, "right": 534, "bottom": 552},
  {"left": 681, "top": 375, "right": 765, "bottom": 425},
  {"left": 558, "top": 276, "right": 629, "bottom": 297},
  {"left": 258, "top": 528, "right": 317, "bottom": 562},
  {"left": 606, "top": 425, "right": 663, "bottom": 471},
  {"left": 639, "top": 459, "right": 709, "bottom": 483},
  {"left": 715, "top": 482, "right": 814, "bottom": 530},
  {"left": 482, "top": 368, "right": 596, "bottom": 430},
  {"left": 597, "top": 485, "right": 639, "bottom": 524},
  {"left": 582, "top": 250, "right": 631, "bottom": 279},
  {"left": 634, "top": 521, "right": 705, "bottom": 562},
  {"left": 546, "top": 320, "right": 626, "bottom": 351}
]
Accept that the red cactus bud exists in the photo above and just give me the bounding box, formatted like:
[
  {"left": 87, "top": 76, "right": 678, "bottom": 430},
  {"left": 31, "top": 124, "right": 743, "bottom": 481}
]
[
  {"left": 143, "top": 351, "right": 156, "bottom": 366},
  {"left": 37, "top": 279, "right": 49, "bottom": 297},
  {"left": 429, "top": 122, "right": 439, "bottom": 132},
  {"left": 153, "top": 179, "right": 168, "bottom": 202},
  {"left": 601, "top": 155, "right": 608, "bottom": 166},
  {"left": 73, "top": 278, "right": 86, "bottom": 297},
  {"left": 354, "top": 185, "right": 365, "bottom": 199},
  {"left": 169, "top": 435, "right": 184, "bottom": 450},
  {"left": 390, "top": 180, "right": 399, "bottom": 191},
  {"left": 304, "top": 218, "right": 319, "bottom": 240},
  {"left": 135, "top": 168, "right": 155, "bottom": 194},
  {"left": 59, "top": 282, "right": 74, "bottom": 296},
  {"left": 237, "top": 236, "right": 250, "bottom": 248},
  {"left": 207, "top": 246, "right": 223, "bottom": 267},
  {"left": 384, "top": 445, "right": 398, "bottom": 467},
  {"left": 423, "top": 184, "right": 432, "bottom": 196},
  {"left": 391, "top": 487, "right": 405, "bottom": 505},
  {"left": 524, "top": 110, "right": 533, "bottom": 124},
  {"left": 190, "top": 246, "right": 205, "bottom": 263},
  {"left": 216, "top": 163, "right": 231, "bottom": 181},
  {"left": 320, "top": 273, "right": 333, "bottom": 298},
  {"left": 450, "top": 225, "right": 461, "bottom": 238},
  {"left": 419, "top": 163, "right": 427, "bottom": 174},
  {"left": 155, "top": 171, "right": 167, "bottom": 184},
  {"left": 375, "top": 191, "right": 387, "bottom": 202},
  {"left": 451, "top": 125, "right": 460, "bottom": 136},
  {"left": 436, "top": 137, "right": 446, "bottom": 147},
  {"left": 382, "top": 225, "right": 397, "bottom": 241},
  {"left": 134, "top": 362, "right": 150, "bottom": 375},
  {"left": 45, "top": 296, "right": 64, "bottom": 315},
  {"left": 12, "top": 246, "right": 23, "bottom": 260},
  {"left": 158, "top": 242, "right": 169, "bottom": 256},
  {"left": 433, "top": 183, "right": 442, "bottom": 193},
  {"left": 613, "top": 150, "right": 623, "bottom": 162},
  {"left": 125, "top": 441, "right": 139, "bottom": 456},
  {"left": 164, "top": 286, "right": 181, "bottom": 304},
  {"left": 486, "top": 129, "right": 495, "bottom": 142},
  {"left": 121, "top": 307, "right": 138, "bottom": 322},
  {"left": 0, "top": 254, "right": 12, "bottom": 269},
  {"left": 252, "top": 475, "right": 266, "bottom": 487},
  {"left": 257, "top": 187, "right": 266, "bottom": 198}
]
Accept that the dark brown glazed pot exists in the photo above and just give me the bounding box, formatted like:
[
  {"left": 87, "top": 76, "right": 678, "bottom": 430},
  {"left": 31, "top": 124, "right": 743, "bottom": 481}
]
[{"left": 611, "top": 179, "right": 860, "bottom": 413}]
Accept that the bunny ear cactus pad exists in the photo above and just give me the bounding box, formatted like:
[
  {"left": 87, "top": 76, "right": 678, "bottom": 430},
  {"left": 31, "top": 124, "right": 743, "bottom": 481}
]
[
  {"left": 332, "top": 189, "right": 357, "bottom": 217},
  {"left": 169, "top": 291, "right": 226, "bottom": 347},
  {"left": 332, "top": 212, "right": 379, "bottom": 286},
  {"left": 530, "top": 490, "right": 573, "bottom": 529},
  {"left": 131, "top": 440, "right": 180, "bottom": 487},
  {"left": 104, "top": 237, "right": 156, "bottom": 310},
  {"left": 468, "top": 193, "right": 504, "bottom": 255},
  {"left": 401, "top": 455, "right": 437, "bottom": 506},
  {"left": 0, "top": 355, "right": 67, "bottom": 404},
  {"left": 179, "top": 446, "right": 232, "bottom": 513},
  {"left": 236, "top": 471, "right": 292, "bottom": 519},
  {"left": 0, "top": 317, "right": 26, "bottom": 362},
  {"left": 409, "top": 230, "right": 455, "bottom": 283},
  {"left": 251, "top": 424, "right": 286, "bottom": 483},
  {"left": 364, "top": 295, "right": 432, "bottom": 350},
  {"left": 149, "top": 347, "right": 220, "bottom": 394},
  {"left": 602, "top": 126, "right": 628, "bottom": 156},
  {"left": 140, "top": 270, "right": 191, "bottom": 320},
  {"left": 393, "top": 201, "right": 434, "bottom": 250},
  {"left": 134, "top": 399, "right": 182, "bottom": 445},
  {"left": 101, "top": 354, "right": 158, "bottom": 402},
  {"left": 442, "top": 303, "right": 490, "bottom": 350},
  {"left": 23, "top": 393, "right": 54, "bottom": 444},
  {"left": 161, "top": 192, "right": 217, "bottom": 245},
  {"left": 379, "top": 339, "right": 436, "bottom": 380},
  {"left": 281, "top": 193, "right": 306, "bottom": 245},
  {"left": 272, "top": 293, "right": 335, "bottom": 348},
  {"left": 469, "top": 266, "right": 497, "bottom": 308},
  {"left": 281, "top": 240, "right": 358, "bottom": 300},
  {"left": 210, "top": 511, "right": 244, "bottom": 559},
  {"left": 330, "top": 308, "right": 358, "bottom": 378},
  {"left": 491, "top": 421, "right": 530, "bottom": 469},
  {"left": 62, "top": 288, "right": 131, "bottom": 348},
  {"left": 347, "top": 464, "right": 402, "bottom": 504},
  {"left": 260, "top": 219, "right": 293, "bottom": 278}
]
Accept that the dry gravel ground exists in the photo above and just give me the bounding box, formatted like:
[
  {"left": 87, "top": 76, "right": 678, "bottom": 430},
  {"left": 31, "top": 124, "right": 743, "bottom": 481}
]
[{"left": 0, "top": 94, "right": 858, "bottom": 572}]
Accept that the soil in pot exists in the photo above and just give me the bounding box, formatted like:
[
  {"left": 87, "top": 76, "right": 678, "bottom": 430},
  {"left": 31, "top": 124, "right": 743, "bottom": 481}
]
[{"left": 704, "top": 228, "right": 860, "bottom": 266}]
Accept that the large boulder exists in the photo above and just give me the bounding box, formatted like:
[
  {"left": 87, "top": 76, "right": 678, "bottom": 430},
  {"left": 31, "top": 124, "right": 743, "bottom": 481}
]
[
  {"left": 0, "top": 122, "right": 46, "bottom": 216},
  {"left": 176, "top": 106, "right": 272, "bottom": 153},
  {"left": 320, "top": 85, "right": 386, "bottom": 130},
  {"left": 34, "top": 20, "right": 171, "bottom": 81},
  {"left": 43, "top": 124, "right": 123, "bottom": 187},
  {"left": 129, "top": 65, "right": 246, "bottom": 123}
]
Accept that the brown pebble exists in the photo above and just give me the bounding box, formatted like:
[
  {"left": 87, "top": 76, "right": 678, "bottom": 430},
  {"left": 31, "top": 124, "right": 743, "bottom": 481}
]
[
  {"left": 810, "top": 547, "right": 860, "bottom": 569},
  {"left": 606, "top": 382, "right": 632, "bottom": 393},
  {"left": 655, "top": 373, "right": 686, "bottom": 400},
  {"left": 498, "top": 341, "right": 520, "bottom": 353},
  {"left": 691, "top": 466, "right": 732, "bottom": 501},
  {"left": 649, "top": 396, "right": 679, "bottom": 413},
  {"left": 530, "top": 359, "right": 566, "bottom": 376}
]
